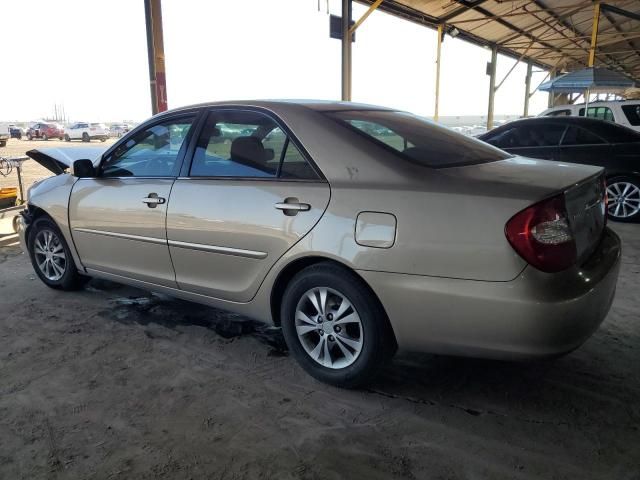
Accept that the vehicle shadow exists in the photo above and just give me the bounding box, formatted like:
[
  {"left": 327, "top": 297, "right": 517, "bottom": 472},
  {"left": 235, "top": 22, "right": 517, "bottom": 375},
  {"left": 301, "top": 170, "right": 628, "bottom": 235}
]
[{"left": 372, "top": 343, "right": 639, "bottom": 427}]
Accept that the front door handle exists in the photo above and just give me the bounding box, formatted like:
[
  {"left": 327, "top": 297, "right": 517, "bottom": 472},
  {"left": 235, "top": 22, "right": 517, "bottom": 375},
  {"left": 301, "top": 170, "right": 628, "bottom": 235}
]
[
  {"left": 142, "top": 193, "right": 166, "bottom": 208},
  {"left": 275, "top": 198, "right": 310, "bottom": 216}
]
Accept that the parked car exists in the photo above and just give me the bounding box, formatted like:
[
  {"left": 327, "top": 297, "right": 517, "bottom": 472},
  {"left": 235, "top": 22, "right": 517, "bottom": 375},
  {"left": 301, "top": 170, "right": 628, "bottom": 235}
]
[
  {"left": 18, "top": 101, "right": 620, "bottom": 388},
  {"left": 109, "top": 123, "right": 131, "bottom": 137},
  {"left": 479, "top": 116, "right": 640, "bottom": 222},
  {"left": 539, "top": 100, "right": 640, "bottom": 132},
  {"left": 9, "top": 125, "right": 26, "bottom": 139},
  {"left": 27, "top": 122, "right": 64, "bottom": 141},
  {"left": 64, "top": 122, "right": 109, "bottom": 142}
]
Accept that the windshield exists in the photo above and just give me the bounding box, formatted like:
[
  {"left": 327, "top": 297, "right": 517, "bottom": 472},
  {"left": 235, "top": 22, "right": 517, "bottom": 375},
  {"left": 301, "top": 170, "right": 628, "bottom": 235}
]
[{"left": 326, "top": 110, "right": 510, "bottom": 168}]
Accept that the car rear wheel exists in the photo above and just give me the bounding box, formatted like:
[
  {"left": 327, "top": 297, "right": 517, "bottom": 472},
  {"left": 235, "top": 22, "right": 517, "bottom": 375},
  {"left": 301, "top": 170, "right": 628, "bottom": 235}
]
[
  {"left": 281, "top": 262, "right": 395, "bottom": 388},
  {"left": 607, "top": 177, "right": 640, "bottom": 222},
  {"left": 28, "top": 217, "right": 89, "bottom": 290},
  {"left": 82, "top": 132, "right": 89, "bottom": 142},
  {"left": 27, "top": 133, "right": 32, "bottom": 141}
]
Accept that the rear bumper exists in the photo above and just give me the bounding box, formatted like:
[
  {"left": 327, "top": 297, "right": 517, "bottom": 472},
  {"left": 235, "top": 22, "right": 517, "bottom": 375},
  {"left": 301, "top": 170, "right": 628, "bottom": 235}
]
[{"left": 359, "top": 227, "right": 621, "bottom": 359}]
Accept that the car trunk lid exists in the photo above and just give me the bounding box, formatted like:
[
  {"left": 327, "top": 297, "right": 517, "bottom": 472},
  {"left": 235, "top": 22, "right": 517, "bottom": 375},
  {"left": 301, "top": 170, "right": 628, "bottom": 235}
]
[{"left": 440, "top": 156, "right": 607, "bottom": 269}]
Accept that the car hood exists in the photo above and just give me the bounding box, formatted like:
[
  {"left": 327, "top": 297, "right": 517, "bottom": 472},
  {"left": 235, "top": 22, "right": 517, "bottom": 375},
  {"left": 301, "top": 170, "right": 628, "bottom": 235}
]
[{"left": 26, "top": 147, "right": 106, "bottom": 175}]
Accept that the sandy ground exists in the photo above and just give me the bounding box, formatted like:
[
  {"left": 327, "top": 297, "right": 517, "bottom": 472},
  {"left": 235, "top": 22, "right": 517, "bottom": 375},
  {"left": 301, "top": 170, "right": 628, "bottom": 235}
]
[
  {"left": 0, "top": 139, "right": 639, "bottom": 478},
  {"left": 0, "top": 138, "right": 116, "bottom": 196}
]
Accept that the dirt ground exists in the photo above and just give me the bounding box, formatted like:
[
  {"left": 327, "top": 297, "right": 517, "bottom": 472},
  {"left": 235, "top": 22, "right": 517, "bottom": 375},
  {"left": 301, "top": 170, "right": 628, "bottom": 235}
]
[{"left": 1, "top": 139, "right": 639, "bottom": 479}]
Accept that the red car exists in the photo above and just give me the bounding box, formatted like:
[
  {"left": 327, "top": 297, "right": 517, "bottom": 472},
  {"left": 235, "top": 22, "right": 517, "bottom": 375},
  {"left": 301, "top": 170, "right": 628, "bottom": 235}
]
[{"left": 26, "top": 122, "right": 64, "bottom": 141}]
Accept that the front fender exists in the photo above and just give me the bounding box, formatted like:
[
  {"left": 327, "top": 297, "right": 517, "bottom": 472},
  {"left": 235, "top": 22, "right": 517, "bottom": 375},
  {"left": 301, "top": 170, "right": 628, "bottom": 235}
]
[{"left": 24, "top": 174, "right": 84, "bottom": 271}]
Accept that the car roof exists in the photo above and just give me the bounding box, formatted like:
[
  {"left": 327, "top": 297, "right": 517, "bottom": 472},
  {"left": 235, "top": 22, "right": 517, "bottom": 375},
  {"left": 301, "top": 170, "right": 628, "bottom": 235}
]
[
  {"left": 492, "top": 116, "right": 620, "bottom": 130},
  {"left": 164, "top": 99, "right": 397, "bottom": 115}
]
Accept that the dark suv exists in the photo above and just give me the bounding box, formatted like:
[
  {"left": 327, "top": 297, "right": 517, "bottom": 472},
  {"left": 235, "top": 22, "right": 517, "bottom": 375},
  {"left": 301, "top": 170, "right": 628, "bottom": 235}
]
[{"left": 26, "top": 123, "right": 64, "bottom": 141}]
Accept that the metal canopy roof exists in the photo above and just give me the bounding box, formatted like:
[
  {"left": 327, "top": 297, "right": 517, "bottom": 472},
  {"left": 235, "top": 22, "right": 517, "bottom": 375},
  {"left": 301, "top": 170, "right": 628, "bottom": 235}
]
[{"left": 356, "top": 0, "right": 640, "bottom": 82}]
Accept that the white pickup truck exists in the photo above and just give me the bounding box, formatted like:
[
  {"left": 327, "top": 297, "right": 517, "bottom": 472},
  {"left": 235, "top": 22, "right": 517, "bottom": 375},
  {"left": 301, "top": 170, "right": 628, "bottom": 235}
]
[{"left": 0, "top": 123, "right": 10, "bottom": 147}]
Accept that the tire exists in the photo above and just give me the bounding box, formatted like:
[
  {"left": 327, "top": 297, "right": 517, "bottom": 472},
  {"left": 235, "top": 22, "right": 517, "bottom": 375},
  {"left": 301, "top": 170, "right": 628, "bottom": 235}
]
[
  {"left": 100, "top": 137, "right": 106, "bottom": 142},
  {"left": 0, "top": 141, "right": 5, "bottom": 148},
  {"left": 27, "top": 133, "right": 33, "bottom": 141},
  {"left": 42, "top": 134, "right": 48, "bottom": 141},
  {"left": 281, "top": 262, "right": 395, "bottom": 388},
  {"left": 59, "top": 136, "right": 64, "bottom": 141},
  {"left": 606, "top": 176, "right": 640, "bottom": 222},
  {"left": 64, "top": 134, "right": 70, "bottom": 142},
  {"left": 27, "top": 217, "right": 89, "bottom": 290},
  {"left": 82, "top": 132, "right": 89, "bottom": 142}
]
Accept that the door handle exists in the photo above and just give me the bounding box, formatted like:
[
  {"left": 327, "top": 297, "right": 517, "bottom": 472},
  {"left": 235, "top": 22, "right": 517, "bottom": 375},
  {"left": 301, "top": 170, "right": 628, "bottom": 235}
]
[
  {"left": 275, "top": 198, "right": 310, "bottom": 216},
  {"left": 142, "top": 193, "right": 166, "bottom": 208}
]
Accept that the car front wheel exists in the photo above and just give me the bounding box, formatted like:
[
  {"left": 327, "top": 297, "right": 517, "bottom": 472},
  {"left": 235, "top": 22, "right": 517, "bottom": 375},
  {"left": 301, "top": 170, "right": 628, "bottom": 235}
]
[
  {"left": 281, "top": 262, "right": 395, "bottom": 388},
  {"left": 607, "top": 176, "right": 640, "bottom": 222},
  {"left": 82, "top": 132, "right": 89, "bottom": 142},
  {"left": 28, "top": 217, "right": 89, "bottom": 290}
]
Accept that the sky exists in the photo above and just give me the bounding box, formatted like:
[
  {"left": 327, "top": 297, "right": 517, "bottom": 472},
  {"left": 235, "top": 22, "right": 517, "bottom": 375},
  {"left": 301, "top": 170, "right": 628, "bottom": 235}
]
[{"left": 1, "top": 0, "right": 550, "bottom": 123}]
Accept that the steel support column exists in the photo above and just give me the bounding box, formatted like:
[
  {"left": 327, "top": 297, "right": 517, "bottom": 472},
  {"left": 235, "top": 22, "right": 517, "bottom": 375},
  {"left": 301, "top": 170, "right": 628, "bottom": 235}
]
[
  {"left": 144, "top": 0, "right": 168, "bottom": 114},
  {"left": 523, "top": 61, "right": 532, "bottom": 117},
  {"left": 434, "top": 24, "right": 443, "bottom": 121},
  {"left": 341, "top": 0, "right": 352, "bottom": 101},
  {"left": 487, "top": 45, "right": 497, "bottom": 130},
  {"left": 588, "top": 2, "right": 601, "bottom": 67}
]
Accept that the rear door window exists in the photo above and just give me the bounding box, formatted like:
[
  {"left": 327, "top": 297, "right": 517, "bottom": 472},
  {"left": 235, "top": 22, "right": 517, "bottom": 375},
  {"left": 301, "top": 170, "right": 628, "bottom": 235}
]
[
  {"left": 561, "top": 126, "right": 606, "bottom": 145},
  {"left": 484, "top": 124, "right": 565, "bottom": 148},
  {"left": 190, "top": 110, "right": 320, "bottom": 180}
]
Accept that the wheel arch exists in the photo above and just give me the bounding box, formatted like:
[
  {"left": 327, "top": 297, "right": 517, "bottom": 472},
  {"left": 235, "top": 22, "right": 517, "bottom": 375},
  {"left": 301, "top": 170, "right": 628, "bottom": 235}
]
[{"left": 269, "top": 255, "right": 398, "bottom": 350}]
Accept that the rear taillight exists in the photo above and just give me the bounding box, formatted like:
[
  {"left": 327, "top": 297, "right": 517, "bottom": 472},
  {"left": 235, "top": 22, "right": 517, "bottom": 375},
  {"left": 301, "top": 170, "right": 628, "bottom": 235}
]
[{"left": 505, "top": 194, "right": 576, "bottom": 273}]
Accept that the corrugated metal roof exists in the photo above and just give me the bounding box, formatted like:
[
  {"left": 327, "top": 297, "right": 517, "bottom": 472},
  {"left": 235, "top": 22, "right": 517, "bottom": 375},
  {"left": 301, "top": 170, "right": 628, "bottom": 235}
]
[{"left": 356, "top": 0, "right": 640, "bottom": 81}]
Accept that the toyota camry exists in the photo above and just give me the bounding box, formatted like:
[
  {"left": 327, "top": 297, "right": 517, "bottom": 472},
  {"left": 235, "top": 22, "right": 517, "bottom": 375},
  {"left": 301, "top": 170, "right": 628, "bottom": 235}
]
[{"left": 18, "top": 101, "right": 621, "bottom": 387}]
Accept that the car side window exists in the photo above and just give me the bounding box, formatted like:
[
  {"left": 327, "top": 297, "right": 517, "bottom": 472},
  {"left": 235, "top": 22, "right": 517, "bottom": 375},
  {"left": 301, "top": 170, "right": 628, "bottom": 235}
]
[
  {"left": 579, "top": 106, "right": 615, "bottom": 122},
  {"left": 100, "top": 116, "right": 195, "bottom": 178},
  {"left": 546, "top": 109, "right": 571, "bottom": 117},
  {"left": 190, "top": 110, "right": 319, "bottom": 180},
  {"left": 486, "top": 124, "right": 565, "bottom": 148},
  {"left": 561, "top": 126, "right": 606, "bottom": 145}
]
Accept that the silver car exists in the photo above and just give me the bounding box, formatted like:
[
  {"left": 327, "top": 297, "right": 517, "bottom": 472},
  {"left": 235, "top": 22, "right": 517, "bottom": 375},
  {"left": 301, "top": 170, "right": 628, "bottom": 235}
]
[{"left": 18, "top": 101, "right": 621, "bottom": 388}]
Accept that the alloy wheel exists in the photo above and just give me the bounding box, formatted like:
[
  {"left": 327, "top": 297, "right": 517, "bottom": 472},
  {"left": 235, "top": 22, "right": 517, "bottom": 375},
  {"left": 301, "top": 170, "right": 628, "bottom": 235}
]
[
  {"left": 33, "top": 229, "right": 67, "bottom": 281},
  {"left": 294, "top": 287, "right": 363, "bottom": 369},
  {"left": 607, "top": 181, "right": 640, "bottom": 219}
]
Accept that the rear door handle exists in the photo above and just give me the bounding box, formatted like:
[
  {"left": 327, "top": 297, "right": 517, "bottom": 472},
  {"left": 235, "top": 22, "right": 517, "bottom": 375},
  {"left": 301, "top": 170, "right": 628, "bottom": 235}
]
[
  {"left": 142, "top": 193, "right": 166, "bottom": 208},
  {"left": 275, "top": 198, "right": 310, "bottom": 216}
]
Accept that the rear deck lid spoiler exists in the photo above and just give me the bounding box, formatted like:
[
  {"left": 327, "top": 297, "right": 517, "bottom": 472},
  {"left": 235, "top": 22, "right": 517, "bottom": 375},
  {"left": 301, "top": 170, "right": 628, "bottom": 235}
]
[{"left": 26, "top": 147, "right": 106, "bottom": 175}]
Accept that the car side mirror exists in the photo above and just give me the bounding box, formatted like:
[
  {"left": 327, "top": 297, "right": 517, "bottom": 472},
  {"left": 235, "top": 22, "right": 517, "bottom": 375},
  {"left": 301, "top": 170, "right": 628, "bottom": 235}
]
[{"left": 72, "top": 159, "right": 96, "bottom": 178}]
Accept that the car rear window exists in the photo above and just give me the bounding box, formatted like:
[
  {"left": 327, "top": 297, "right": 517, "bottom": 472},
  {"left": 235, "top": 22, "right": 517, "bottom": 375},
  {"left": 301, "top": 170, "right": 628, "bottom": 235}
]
[
  {"left": 593, "top": 121, "right": 640, "bottom": 143},
  {"left": 326, "top": 110, "right": 510, "bottom": 168},
  {"left": 621, "top": 104, "right": 640, "bottom": 126}
]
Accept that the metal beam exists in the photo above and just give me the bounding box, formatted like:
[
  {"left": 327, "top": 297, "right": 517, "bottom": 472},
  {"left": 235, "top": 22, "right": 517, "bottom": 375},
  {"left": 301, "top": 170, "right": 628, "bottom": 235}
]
[
  {"left": 487, "top": 45, "right": 497, "bottom": 130},
  {"left": 588, "top": 2, "right": 601, "bottom": 67},
  {"left": 439, "top": 0, "right": 489, "bottom": 23},
  {"left": 341, "top": 0, "right": 352, "bottom": 101},
  {"left": 349, "top": 0, "right": 383, "bottom": 34},
  {"left": 434, "top": 24, "right": 443, "bottom": 122},
  {"left": 144, "top": 0, "right": 167, "bottom": 114},
  {"left": 524, "top": 62, "right": 532, "bottom": 117}
]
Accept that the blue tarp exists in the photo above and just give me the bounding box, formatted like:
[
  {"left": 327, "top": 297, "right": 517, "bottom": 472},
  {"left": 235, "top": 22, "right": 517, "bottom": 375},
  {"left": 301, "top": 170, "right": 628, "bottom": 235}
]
[{"left": 539, "top": 67, "right": 635, "bottom": 93}]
